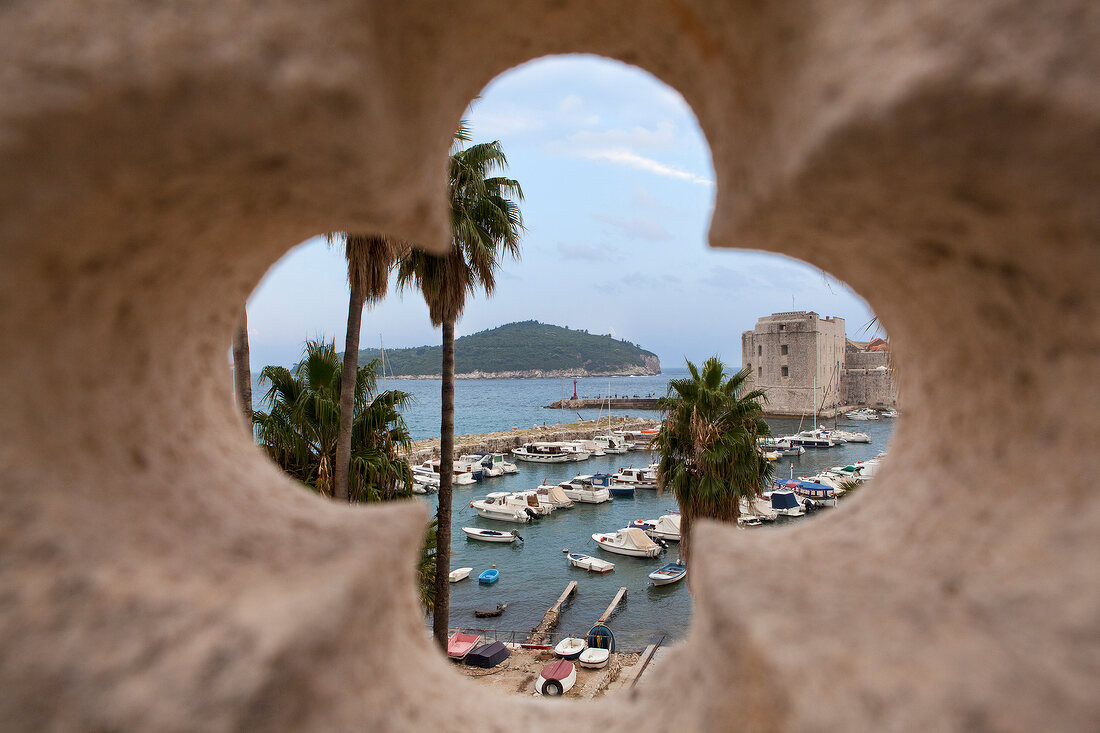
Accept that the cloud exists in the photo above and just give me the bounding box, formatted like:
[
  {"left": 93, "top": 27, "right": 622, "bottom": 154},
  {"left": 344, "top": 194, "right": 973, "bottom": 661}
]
[
  {"left": 578, "top": 148, "right": 713, "bottom": 185},
  {"left": 570, "top": 122, "right": 678, "bottom": 150},
  {"left": 556, "top": 241, "right": 617, "bottom": 261},
  {"left": 592, "top": 214, "right": 673, "bottom": 242}
]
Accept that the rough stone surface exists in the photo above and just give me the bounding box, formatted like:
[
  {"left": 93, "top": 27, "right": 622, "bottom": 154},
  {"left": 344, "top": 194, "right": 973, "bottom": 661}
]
[{"left": 1, "top": 1, "right": 1098, "bottom": 731}]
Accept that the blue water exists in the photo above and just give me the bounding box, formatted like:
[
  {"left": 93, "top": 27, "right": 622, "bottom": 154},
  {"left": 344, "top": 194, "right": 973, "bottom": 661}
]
[{"left": 250, "top": 368, "right": 895, "bottom": 649}]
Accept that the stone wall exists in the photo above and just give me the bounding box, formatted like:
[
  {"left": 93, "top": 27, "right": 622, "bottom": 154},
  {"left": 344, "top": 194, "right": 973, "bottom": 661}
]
[
  {"left": 841, "top": 368, "right": 898, "bottom": 408},
  {"left": 2, "top": 2, "right": 1097, "bottom": 732},
  {"left": 742, "top": 311, "right": 846, "bottom": 415}
]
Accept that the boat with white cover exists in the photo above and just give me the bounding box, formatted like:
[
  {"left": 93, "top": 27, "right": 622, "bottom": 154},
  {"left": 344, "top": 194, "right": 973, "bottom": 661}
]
[
  {"left": 511, "top": 443, "right": 571, "bottom": 463},
  {"left": 462, "top": 526, "right": 522, "bottom": 543},
  {"left": 470, "top": 492, "right": 535, "bottom": 523},
  {"left": 592, "top": 528, "right": 662, "bottom": 557},
  {"left": 535, "top": 484, "right": 574, "bottom": 509},
  {"left": 508, "top": 490, "right": 555, "bottom": 516},
  {"left": 631, "top": 514, "right": 681, "bottom": 542},
  {"left": 567, "top": 552, "right": 615, "bottom": 573}
]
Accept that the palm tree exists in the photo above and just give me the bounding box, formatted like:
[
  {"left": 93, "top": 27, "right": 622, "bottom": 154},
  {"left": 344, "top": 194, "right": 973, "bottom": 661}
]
[
  {"left": 397, "top": 137, "right": 524, "bottom": 647},
  {"left": 232, "top": 308, "right": 252, "bottom": 427},
  {"left": 655, "top": 357, "right": 774, "bottom": 564},
  {"left": 253, "top": 337, "right": 413, "bottom": 501},
  {"left": 328, "top": 234, "right": 403, "bottom": 502}
]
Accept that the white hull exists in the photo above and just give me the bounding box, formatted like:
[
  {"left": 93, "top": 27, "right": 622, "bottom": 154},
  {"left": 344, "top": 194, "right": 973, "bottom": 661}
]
[
  {"left": 512, "top": 452, "right": 571, "bottom": 463},
  {"left": 473, "top": 506, "right": 530, "bottom": 523},
  {"left": 448, "top": 567, "right": 472, "bottom": 583},
  {"left": 568, "top": 553, "right": 615, "bottom": 573},
  {"left": 561, "top": 487, "right": 611, "bottom": 504},
  {"left": 462, "top": 527, "right": 519, "bottom": 543},
  {"left": 592, "top": 532, "right": 661, "bottom": 557}
]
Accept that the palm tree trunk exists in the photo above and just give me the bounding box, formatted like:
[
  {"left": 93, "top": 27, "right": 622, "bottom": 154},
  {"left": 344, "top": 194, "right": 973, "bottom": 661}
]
[
  {"left": 334, "top": 278, "right": 366, "bottom": 502},
  {"left": 679, "top": 511, "right": 692, "bottom": 567},
  {"left": 432, "top": 318, "right": 455, "bottom": 648},
  {"left": 232, "top": 308, "right": 252, "bottom": 428}
]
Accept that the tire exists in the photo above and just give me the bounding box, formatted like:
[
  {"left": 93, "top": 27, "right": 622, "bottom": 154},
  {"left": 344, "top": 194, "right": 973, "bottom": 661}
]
[{"left": 542, "top": 679, "right": 563, "bottom": 696}]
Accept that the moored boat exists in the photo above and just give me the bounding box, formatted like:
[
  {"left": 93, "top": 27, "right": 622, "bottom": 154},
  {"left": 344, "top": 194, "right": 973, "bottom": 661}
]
[
  {"left": 567, "top": 552, "right": 615, "bottom": 573},
  {"left": 535, "top": 484, "right": 574, "bottom": 509},
  {"left": 648, "top": 561, "right": 687, "bottom": 586},
  {"left": 470, "top": 492, "right": 534, "bottom": 523},
  {"left": 612, "top": 467, "right": 657, "bottom": 490},
  {"left": 593, "top": 434, "right": 628, "bottom": 454},
  {"left": 766, "top": 488, "right": 806, "bottom": 516},
  {"left": 461, "top": 526, "right": 522, "bottom": 543},
  {"left": 478, "top": 568, "right": 499, "bottom": 584},
  {"left": 448, "top": 567, "right": 472, "bottom": 583},
  {"left": 631, "top": 514, "right": 681, "bottom": 542},
  {"left": 592, "top": 528, "right": 662, "bottom": 557},
  {"left": 511, "top": 443, "right": 571, "bottom": 463},
  {"left": 608, "top": 482, "right": 635, "bottom": 497},
  {"left": 552, "top": 474, "right": 612, "bottom": 504}
]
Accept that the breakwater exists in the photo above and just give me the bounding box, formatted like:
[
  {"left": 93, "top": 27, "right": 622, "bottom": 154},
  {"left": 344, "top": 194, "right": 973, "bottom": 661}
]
[{"left": 545, "top": 398, "right": 661, "bottom": 410}]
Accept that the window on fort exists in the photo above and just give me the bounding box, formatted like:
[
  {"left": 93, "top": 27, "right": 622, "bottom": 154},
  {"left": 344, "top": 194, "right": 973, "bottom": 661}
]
[
  {"left": 758, "top": 345, "right": 762, "bottom": 356},
  {"left": 780, "top": 345, "right": 788, "bottom": 355},
  {"left": 236, "top": 53, "right": 895, "bottom": 690}
]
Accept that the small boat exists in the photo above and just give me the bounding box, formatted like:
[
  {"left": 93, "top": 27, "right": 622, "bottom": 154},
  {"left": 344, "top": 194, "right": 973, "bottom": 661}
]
[
  {"left": 464, "top": 640, "right": 510, "bottom": 668},
  {"left": 478, "top": 568, "right": 499, "bottom": 584},
  {"left": 586, "top": 623, "right": 615, "bottom": 653},
  {"left": 631, "top": 514, "right": 681, "bottom": 542},
  {"left": 535, "top": 659, "right": 577, "bottom": 696},
  {"left": 567, "top": 552, "right": 615, "bottom": 573},
  {"left": 758, "top": 437, "right": 806, "bottom": 456},
  {"left": 447, "top": 631, "right": 482, "bottom": 660},
  {"left": 649, "top": 561, "right": 687, "bottom": 586},
  {"left": 448, "top": 567, "right": 472, "bottom": 583},
  {"left": 508, "top": 490, "right": 555, "bottom": 516},
  {"left": 577, "top": 647, "right": 610, "bottom": 669},
  {"left": 554, "top": 637, "right": 586, "bottom": 660},
  {"left": 511, "top": 443, "right": 572, "bottom": 463},
  {"left": 474, "top": 602, "right": 508, "bottom": 618},
  {"left": 470, "top": 492, "right": 535, "bottom": 523},
  {"left": 592, "top": 528, "right": 662, "bottom": 558},
  {"left": 461, "top": 526, "right": 522, "bottom": 543},
  {"left": 410, "top": 465, "right": 441, "bottom": 488}
]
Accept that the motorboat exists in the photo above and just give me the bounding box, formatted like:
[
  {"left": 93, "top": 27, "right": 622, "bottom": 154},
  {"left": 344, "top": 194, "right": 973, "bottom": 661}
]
[
  {"left": 787, "top": 427, "right": 835, "bottom": 449},
  {"left": 614, "top": 429, "right": 659, "bottom": 451},
  {"left": 552, "top": 474, "right": 612, "bottom": 504},
  {"left": 461, "top": 526, "right": 522, "bottom": 543},
  {"left": 649, "top": 561, "right": 687, "bottom": 586},
  {"left": 565, "top": 439, "right": 604, "bottom": 457},
  {"left": 554, "top": 637, "right": 586, "bottom": 660},
  {"left": 447, "top": 632, "right": 482, "bottom": 660},
  {"left": 577, "top": 647, "right": 610, "bottom": 669},
  {"left": 766, "top": 488, "right": 806, "bottom": 516},
  {"left": 410, "top": 464, "right": 441, "bottom": 488},
  {"left": 758, "top": 437, "right": 806, "bottom": 456},
  {"left": 567, "top": 552, "right": 615, "bottom": 573},
  {"left": 458, "top": 452, "right": 517, "bottom": 477},
  {"left": 551, "top": 442, "right": 592, "bottom": 461},
  {"left": 593, "top": 434, "right": 628, "bottom": 454},
  {"left": 470, "top": 492, "right": 535, "bottom": 523},
  {"left": 509, "top": 490, "right": 555, "bottom": 516},
  {"left": 880, "top": 408, "right": 899, "bottom": 418},
  {"left": 845, "top": 408, "right": 880, "bottom": 420},
  {"left": 608, "top": 482, "right": 635, "bottom": 497},
  {"left": 829, "top": 429, "right": 871, "bottom": 444},
  {"left": 612, "top": 467, "right": 657, "bottom": 490},
  {"left": 448, "top": 567, "right": 472, "bottom": 583},
  {"left": 535, "top": 659, "right": 576, "bottom": 696},
  {"left": 780, "top": 478, "right": 838, "bottom": 507},
  {"left": 478, "top": 568, "right": 499, "bottom": 584},
  {"left": 416, "top": 460, "right": 476, "bottom": 485},
  {"left": 535, "top": 484, "right": 574, "bottom": 509},
  {"left": 511, "top": 443, "right": 572, "bottom": 463},
  {"left": 410, "top": 476, "right": 430, "bottom": 495},
  {"left": 592, "top": 528, "right": 662, "bottom": 557},
  {"left": 631, "top": 514, "right": 681, "bottom": 542}
]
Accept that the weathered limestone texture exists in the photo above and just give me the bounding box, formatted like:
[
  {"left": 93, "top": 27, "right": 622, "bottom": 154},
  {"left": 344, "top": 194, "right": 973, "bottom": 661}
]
[{"left": 1, "top": 1, "right": 1097, "bottom": 731}]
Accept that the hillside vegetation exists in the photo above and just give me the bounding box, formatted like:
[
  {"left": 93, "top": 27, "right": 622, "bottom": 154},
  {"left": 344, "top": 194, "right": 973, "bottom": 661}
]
[{"left": 355, "top": 321, "right": 661, "bottom": 377}]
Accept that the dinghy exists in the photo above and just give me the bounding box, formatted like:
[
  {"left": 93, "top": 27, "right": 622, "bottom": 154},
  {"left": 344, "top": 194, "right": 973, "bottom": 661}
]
[
  {"left": 464, "top": 641, "right": 510, "bottom": 668},
  {"left": 478, "top": 568, "right": 499, "bottom": 584},
  {"left": 567, "top": 552, "right": 615, "bottom": 573},
  {"left": 591, "top": 528, "right": 662, "bottom": 557},
  {"left": 446, "top": 632, "right": 482, "bottom": 660},
  {"left": 586, "top": 623, "right": 615, "bottom": 653},
  {"left": 461, "top": 526, "right": 521, "bottom": 543},
  {"left": 648, "top": 561, "right": 687, "bottom": 586},
  {"left": 474, "top": 602, "right": 508, "bottom": 618},
  {"left": 448, "top": 567, "right": 472, "bottom": 583},
  {"left": 535, "top": 659, "right": 577, "bottom": 696},
  {"left": 577, "top": 647, "right": 610, "bottom": 669},
  {"left": 554, "top": 637, "right": 586, "bottom": 660}
]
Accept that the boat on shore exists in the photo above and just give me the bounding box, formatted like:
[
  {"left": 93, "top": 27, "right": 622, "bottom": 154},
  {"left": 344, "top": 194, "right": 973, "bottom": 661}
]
[
  {"left": 461, "top": 526, "right": 522, "bottom": 543},
  {"left": 578, "top": 646, "right": 610, "bottom": 669},
  {"left": 447, "top": 632, "right": 482, "bottom": 660},
  {"left": 535, "top": 659, "right": 576, "bottom": 696},
  {"left": 568, "top": 552, "right": 615, "bottom": 573},
  {"left": 554, "top": 637, "right": 586, "bottom": 660}
]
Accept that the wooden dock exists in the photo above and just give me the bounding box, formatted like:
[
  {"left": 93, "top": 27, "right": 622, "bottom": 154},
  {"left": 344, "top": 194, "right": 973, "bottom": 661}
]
[
  {"left": 527, "top": 581, "right": 577, "bottom": 643},
  {"left": 597, "top": 586, "right": 628, "bottom": 623}
]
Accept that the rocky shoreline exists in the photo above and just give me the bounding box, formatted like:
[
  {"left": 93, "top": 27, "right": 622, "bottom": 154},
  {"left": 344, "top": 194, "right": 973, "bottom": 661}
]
[{"left": 382, "top": 367, "right": 661, "bottom": 380}]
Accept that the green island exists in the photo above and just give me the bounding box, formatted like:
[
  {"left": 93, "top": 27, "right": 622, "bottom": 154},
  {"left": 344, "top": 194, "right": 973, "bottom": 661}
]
[{"left": 354, "top": 320, "right": 662, "bottom": 378}]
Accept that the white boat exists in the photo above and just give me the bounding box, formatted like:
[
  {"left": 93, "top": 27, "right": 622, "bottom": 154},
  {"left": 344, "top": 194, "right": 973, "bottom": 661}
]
[
  {"left": 613, "top": 429, "right": 659, "bottom": 451},
  {"left": 416, "top": 460, "right": 477, "bottom": 485},
  {"left": 566, "top": 439, "right": 605, "bottom": 457},
  {"left": 410, "top": 473, "right": 437, "bottom": 494},
  {"left": 470, "top": 492, "right": 535, "bottom": 523},
  {"left": 536, "top": 484, "right": 574, "bottom": 509},
  {"left": 410, "top": 464, "right": 441, "bottom": 487},
  {"left": 448, "top": 567, "right": 472, "bottom": 582},
  {"left": 509, "top": 490, "right": 555, "bottom": 516},
  {"left": 787, "top": 427, "right": 835, "bottom": 449},
  {"left": 593, "top": 435, "right": 628, "bottom": 454},
  {"left": 458, "top": 452, "right": 517, "bottom": 477},
  {"left": 829, "top": 430, "right": 871, "bottom": 444},
  {"left": 880, "top": 408, "right": 899, "bottom": 418},
  {"left": 612, "top": 467, "right": 657, "bottom": 490},
  {"left": 577, "top": 647, "right": 610, "bottom": 669},
  {"left": 742, "top": 498, "right": 777, "bottom": 522},
  {"left": 548, "top": 441, "right": 592, "bottom": 461},
  {"left": 758, "top": 437, "right": 806, "bottom": 456},
  {"left": 551, "top": 474, "right": 612, "bottom": 504},
  {"left": 462, "top": 526, "right": 522, "bottom": 543},
  {"left": 631, "top": 514, "right": 681, "bottom": 542},
  {"left": 765, "top": 488, "right": 806, "bottom": 516},
  {"left": 592, "top": 528, "right": 662, "bottom": 557},
  {"left": 648, "top": 561, "right": 687, "bottom": 586},
  {"left": 567, "top": 552, "right": 615, "bottom": 573},
  {"left": 511, "top": 443, "right": 572, "bottom": 463},
  {"left": 845, "top": 408, "right": 880, "bottom": 420},
  {"left": 535, "top": 659, "right": 577, "bottom": 696},
  {"left": 554, "top": 637, "right": 586, "bottom": 660}
]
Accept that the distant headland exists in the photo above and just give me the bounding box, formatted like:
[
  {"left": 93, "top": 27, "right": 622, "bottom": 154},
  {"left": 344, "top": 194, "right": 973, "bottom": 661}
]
[{"left": 352, "top": 321, "right": 661, "bottom": 379}]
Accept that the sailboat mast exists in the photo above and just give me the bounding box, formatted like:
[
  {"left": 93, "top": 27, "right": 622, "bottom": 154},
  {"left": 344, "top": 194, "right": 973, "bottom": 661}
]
[{"left": 380, "top": 334, "right": 386, "bottom": 391}]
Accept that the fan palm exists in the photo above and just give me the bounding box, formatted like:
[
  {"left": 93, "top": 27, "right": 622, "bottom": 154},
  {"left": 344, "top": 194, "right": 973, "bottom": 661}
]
[
  {"left": 397, "top": 137, "right": 524, "bottom": 647},
  {"left": 655, "top": 357, "right": 774, "bottom": 564},
  {"left": 327, "top": 233, "right": 404, "bottom": 502},
  {"left": 253, "top": 337, "right": 413, "bottom": 502}
]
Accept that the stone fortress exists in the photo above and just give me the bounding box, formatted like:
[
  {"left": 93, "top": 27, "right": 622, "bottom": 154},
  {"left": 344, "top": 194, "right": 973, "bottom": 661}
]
[{"left": 742, "top": 311, "right": 897, "bottom": 416}]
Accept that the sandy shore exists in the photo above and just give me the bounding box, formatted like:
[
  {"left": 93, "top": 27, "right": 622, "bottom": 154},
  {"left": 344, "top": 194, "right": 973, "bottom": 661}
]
[{"left": 453, "top": 647, "right": 645, "bottom": 698}]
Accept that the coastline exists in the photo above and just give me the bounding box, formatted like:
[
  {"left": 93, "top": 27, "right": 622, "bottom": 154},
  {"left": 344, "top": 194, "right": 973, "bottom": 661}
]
[{"left": 381, "top": 368, "right": 661, "bottom": 380}]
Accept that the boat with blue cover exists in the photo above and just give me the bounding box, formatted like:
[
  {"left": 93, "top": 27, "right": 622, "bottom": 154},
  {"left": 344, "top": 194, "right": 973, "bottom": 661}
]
[{"left": 478, "top": 568, "right": 499, "bottom": 584}]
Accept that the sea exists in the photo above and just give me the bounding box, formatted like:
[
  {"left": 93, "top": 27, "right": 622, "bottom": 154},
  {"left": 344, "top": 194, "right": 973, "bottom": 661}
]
[{"left": 251, "top": 369, "right": 895, "bottom": 650}]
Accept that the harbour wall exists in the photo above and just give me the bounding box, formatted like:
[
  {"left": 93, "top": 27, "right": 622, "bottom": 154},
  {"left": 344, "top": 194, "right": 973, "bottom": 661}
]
[{"left": 544, "top": 398, "right": 660, "bottom": 410}]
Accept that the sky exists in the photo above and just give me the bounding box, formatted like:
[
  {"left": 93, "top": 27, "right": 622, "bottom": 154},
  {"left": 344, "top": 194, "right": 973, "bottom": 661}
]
[{"left": 245, "top": 55, "right": 876, "bottom": 370}]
